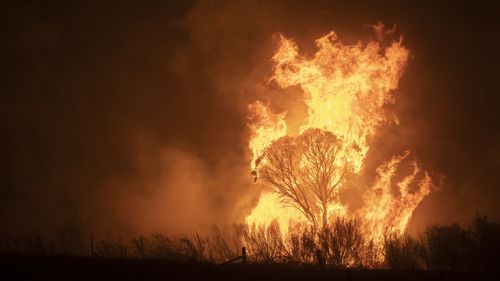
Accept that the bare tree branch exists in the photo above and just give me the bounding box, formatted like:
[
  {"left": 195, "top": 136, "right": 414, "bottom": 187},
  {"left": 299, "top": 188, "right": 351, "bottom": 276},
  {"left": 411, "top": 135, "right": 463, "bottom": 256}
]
[{"left": 255, "top": 128, "right": 353, "bottom": 231}]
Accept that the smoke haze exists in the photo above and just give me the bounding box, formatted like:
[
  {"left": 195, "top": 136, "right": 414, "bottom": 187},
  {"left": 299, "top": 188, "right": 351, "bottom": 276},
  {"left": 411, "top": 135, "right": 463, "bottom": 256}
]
[{"left": 1, "top": 0, "right": 499, "bottom": 237}]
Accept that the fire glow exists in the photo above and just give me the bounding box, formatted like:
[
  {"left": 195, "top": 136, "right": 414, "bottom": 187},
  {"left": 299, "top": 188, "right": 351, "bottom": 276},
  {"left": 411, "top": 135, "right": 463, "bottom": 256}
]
[{"left": 246, "top": 25, "right": 432, "bottom": 246}]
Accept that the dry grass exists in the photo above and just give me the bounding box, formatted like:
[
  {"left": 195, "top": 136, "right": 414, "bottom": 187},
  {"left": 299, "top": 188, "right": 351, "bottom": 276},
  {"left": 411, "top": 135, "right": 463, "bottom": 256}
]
[{"left": 1, "top": 216, "right": 499, "bottom": 270}]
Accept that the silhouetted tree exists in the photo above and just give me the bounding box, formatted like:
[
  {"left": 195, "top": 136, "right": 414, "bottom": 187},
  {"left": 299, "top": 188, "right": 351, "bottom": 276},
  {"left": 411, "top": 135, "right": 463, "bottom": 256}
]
[
  {"left": 470, "top": 215, "right": 500, "bottom": 269},
  {"left": 425, "top": 223, "right": 474, "bottom": 269},
  {"left": 255, "top": 128, "right": 356, "bottom": 232}
]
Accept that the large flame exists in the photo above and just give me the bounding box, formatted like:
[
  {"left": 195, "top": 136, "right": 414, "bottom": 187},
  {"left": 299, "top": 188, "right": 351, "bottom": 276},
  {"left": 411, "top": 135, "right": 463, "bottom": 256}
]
[{"left": 246, "top": 25, "right": 432, "bottom": 247}]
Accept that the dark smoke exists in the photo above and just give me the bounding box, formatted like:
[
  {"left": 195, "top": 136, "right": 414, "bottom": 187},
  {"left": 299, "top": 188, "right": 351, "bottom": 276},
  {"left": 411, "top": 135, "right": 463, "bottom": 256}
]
[{"left": 1, "top": 0, "right": 499, "bottom": 237}]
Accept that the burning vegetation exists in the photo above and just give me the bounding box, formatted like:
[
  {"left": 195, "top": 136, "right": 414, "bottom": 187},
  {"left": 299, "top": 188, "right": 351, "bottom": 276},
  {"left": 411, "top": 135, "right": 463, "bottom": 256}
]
[
  {"left": 246, "top": 25, "right": 433, "bottom": 262},
  {"left": 3, "top": 0, "right": 500, "bottom": 278},
  {"left": 1, "top": 18, "right": 500, "bottom": 273}
]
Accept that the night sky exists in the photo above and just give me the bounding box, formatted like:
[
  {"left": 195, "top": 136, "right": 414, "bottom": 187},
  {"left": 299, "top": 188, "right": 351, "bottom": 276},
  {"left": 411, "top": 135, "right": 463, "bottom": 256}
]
[{"left": 1, "top": 0, "right": 499, "bottom": 236}]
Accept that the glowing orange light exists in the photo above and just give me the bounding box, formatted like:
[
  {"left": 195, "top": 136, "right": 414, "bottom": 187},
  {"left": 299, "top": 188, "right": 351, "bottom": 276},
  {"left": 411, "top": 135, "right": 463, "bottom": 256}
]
[{"left": 246, "top": 25, "right": 432, "bottom": 253}]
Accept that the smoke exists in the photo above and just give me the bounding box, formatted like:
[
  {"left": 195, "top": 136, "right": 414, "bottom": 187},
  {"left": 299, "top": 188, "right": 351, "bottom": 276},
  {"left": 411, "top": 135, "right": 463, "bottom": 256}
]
[
  {"left": 1, "top": 0, "right": 499, "bottom": 237},
  {"left": 82, "top": 147, "right": 252, "bottom": 235}
]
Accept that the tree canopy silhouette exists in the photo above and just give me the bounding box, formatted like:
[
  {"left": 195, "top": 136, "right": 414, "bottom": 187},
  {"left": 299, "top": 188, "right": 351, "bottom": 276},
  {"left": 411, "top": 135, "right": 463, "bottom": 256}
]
[{"left": 255, "top": 128, "right": 357, "bottom": 231}]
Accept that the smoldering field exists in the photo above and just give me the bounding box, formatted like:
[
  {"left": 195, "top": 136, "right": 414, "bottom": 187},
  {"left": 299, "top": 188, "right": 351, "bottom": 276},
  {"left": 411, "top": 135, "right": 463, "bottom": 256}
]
[{"left": 1, "top": 0, "right": 500, "bottom": 267}]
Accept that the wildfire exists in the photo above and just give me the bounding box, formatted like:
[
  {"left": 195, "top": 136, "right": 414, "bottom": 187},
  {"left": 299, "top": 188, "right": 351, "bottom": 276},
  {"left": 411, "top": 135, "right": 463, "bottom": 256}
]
[{"left": 246, "top": 25, "right": 432, "bottom": 248}]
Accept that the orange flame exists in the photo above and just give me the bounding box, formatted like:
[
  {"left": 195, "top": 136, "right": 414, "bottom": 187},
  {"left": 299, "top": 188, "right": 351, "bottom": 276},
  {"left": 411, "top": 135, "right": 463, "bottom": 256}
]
[
  {"left": 246, "top": 26, "right": 432, "bottom": 249},
  {"left": 360, "top": 151, "right": 432, "bottom": 243}
]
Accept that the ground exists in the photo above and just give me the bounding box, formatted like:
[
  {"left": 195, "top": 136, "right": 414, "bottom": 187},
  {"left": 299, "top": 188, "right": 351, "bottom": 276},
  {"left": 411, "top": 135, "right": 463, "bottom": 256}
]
[{"left": 2, "top": 255, "right": 499, "bottom": 281}]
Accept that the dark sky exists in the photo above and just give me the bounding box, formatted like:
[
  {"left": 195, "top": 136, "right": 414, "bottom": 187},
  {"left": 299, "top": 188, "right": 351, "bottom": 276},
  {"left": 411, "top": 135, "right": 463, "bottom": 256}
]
[{"left": 1, "top": 0, "right": 499, "bottom": 237}]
